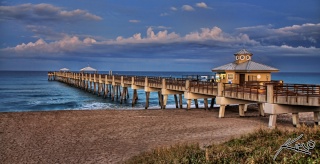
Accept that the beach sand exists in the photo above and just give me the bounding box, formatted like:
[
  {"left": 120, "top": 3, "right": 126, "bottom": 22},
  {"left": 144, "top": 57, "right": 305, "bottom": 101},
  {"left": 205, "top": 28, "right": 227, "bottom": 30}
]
[{"left": 0, "top": 106, "right": 315, "bottom": 163}]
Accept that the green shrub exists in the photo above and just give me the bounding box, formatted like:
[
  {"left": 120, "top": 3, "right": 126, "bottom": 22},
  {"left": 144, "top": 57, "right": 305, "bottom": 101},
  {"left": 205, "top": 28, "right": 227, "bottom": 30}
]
[{"left": 126, "top": 125, "right": 320, "bottom": 164}]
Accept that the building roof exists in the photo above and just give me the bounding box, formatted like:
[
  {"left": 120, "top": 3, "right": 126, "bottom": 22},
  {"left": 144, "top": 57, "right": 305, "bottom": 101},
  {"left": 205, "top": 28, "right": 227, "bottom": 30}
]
[
  {"left": 80, "top": 66, "right": 97, "bottom": 72},
  {"left": 212, "top": 61, "right": 279, "bottom": 72},
  {"left": 59, "top": 68, "right": 70, "bottom": 72},
  {"left": 234, "top": 49, "right": 253, "bottom": 56}
]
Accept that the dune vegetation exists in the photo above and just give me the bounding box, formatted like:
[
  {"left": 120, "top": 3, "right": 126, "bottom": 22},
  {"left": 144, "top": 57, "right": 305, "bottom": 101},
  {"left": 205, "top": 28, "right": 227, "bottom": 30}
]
[{"left": 126, "top": 125, "right": 320, "bottom": 164}]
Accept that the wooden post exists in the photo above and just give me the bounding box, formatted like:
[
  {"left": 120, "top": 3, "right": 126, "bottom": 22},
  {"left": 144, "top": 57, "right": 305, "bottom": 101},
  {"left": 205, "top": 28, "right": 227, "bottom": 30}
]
[
  {"left": 187, "top": 99, "right": 191, "bottom": 110},
  {"left": 258, "top": 103, "right": 265, "bottom": 116},
  {"left": 174, "top": 94, "right": 178, "bottom": 108},
  {"left": 194, "top": 99, "right": 199, "bottom": 108},
  {"left": 93, "top": 82, "right": 96, "bottom": 95},
  {"left": 204, "top": 98, "right": 208, "bottom": 110},
  {"left": 268, "top": 114, "right": 277, "bottom": 128},
  {"left": 210, "top": 97, "right": 215, "bottom": 108},
  {"left": 179, "top": 94, "right": 183, "bottom": 108},
  {"left": 219, "top": 105, "right": 225, "bottom": 118},
  {"left": 145, "top": 92, "right": 150, "bottom": 109},
  {"left": 132, "top": 89, "right": 137, "bottom": 107},
  {"left": 267, "top": 84, "right": 274, "bottom": 103},
  {"left": 158, "top": 91, "right": 163, "bottom": 109},
  {"left": 292, "top": 113, "right": 300, "bottom": 127},
  {"left": 163, "top": 95, "right": 168, "bottom": 109},
  {"left": 111, "top": 85, "right": 115, "bottom": 101},
  {"left": 239, "top": 104, "right": 245, "bottom": 116},
  {"left": 116, "top": 86, "right": 119, "bottom": 100}
]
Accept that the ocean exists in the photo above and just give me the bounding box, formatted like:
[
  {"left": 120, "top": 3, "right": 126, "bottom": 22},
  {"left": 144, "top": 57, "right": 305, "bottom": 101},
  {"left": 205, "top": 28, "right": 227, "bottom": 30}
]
[{"left": 0, "top": 71, "right": 319, "bottom": 112}]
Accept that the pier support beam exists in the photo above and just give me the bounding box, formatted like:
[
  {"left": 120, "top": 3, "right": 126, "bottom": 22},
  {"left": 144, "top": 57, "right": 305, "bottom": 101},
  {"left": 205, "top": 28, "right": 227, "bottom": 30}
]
[
  {"left": 179, "top": 94, "right": 183, "bottom": 109},
  {"left": 239, "top": 104, "right": 246, "bottom": 116},
  {"left": 268, "top": 114, "right": 277, "bottom": 129},
  {"left": 258, "top": 103, "right": 265, "bottom": 116},
  {"left": 145, "top": 92, "right": 150, "bottom": 109},
  {"left": 219, "top": 105, "right": 225, "bottom": 118},
  {"left": 132, "top": 89, "right": 138, "bottom": 107},
  {"left": 204, "top": 98, "right": 208, "bottom": 110},
  {"left": 194, "top": 99, "right": 199, "bottom": 108},
  {"left": 292, "top": 113, "right": 300, "bottom": 127},
  {"left": 163, "top": 95, "right": 168, "bottom": 109},
  {"left": 210, "top": 97, "right": 215, "bottom": 108},
  {"left": 174, "top": 95, "right": 178, "bottom": 108},
  {"left": 187, "top": 99, "right": 191, "bottom": 110}
]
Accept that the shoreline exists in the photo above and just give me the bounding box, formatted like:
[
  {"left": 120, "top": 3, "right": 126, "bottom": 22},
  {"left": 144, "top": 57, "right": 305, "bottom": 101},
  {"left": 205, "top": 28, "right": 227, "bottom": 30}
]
[{"left": 0, "top": 106, "right": 315, "bottom": 163}]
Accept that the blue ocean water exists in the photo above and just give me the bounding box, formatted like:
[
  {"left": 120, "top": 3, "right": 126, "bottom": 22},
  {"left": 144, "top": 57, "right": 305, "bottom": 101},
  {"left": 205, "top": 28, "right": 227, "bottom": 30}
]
[{"left": 0, "top": 71, "right": 319, "bottom": 112}]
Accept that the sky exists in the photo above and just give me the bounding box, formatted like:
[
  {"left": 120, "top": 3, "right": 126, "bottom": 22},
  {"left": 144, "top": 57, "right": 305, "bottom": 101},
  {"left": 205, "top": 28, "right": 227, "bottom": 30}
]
[{"left": 0, "top": 0, "right": 319, "bottom": 72}]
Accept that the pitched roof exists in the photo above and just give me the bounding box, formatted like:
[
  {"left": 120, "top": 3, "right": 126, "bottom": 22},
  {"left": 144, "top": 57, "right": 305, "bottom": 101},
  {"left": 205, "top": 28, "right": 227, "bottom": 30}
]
[
  {"left": 212, "top": 61, "right": 279, "bottom": 72},
  {"left": 80, "top": 66, "right": 97, "bottom": 72},
  {"left": 59, "top": 68, "right": 70, "bottom": 71},
  {"left": 234, "top": 49, "right": 253, "bottom": 56}
]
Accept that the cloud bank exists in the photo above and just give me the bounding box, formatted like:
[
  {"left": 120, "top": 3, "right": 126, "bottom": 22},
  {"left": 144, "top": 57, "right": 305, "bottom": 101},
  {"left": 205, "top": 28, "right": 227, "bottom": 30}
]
[{"left": 0, "top": 3, "right": 102, "bottom": 23}]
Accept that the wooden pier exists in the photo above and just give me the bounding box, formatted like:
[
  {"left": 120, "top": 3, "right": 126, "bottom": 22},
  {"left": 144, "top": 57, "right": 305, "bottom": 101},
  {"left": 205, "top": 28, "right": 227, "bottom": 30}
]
[{"left": 48, "top": 71, "right": 320, "bottom": 128}]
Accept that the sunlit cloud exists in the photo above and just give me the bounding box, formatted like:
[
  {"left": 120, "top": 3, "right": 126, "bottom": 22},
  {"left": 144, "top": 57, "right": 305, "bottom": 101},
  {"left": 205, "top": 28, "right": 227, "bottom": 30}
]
[
  {"left": 182, "top": 5, "right": 194, "bottom": 11},
  {"left": 196, "top": 2, "right": 209, "bottom": 9}
]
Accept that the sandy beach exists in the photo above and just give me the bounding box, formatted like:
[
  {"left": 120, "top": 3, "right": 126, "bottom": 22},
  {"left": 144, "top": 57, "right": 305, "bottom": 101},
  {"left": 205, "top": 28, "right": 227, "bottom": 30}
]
[{"left": 0, "top": 106, "right": 315, "bottom": 163}]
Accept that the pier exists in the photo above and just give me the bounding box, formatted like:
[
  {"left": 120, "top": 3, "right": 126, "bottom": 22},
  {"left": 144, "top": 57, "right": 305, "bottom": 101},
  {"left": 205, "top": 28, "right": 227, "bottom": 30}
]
[
  {"left": 48, "top": 49, "right": 320, "bottom": 128},
  {"left": 48, "top": 71, "right": 320, "bottom": 128}
]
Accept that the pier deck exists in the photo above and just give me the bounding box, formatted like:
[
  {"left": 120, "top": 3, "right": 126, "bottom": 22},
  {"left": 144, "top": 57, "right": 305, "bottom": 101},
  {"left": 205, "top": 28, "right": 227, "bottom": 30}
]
[{"left": 48, "top": 72, "right": 320, "bottom": 128}]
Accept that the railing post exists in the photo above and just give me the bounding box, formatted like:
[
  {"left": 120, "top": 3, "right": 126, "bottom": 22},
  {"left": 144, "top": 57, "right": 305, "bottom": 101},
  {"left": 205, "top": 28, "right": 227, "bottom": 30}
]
[
  {"left": 186, "top": 80, "right": 190, "bottom": 92},
  {"left": 162, "top": 78, "right": 166, "bottom": 89},
  {"left": 131, "top": 77, "right": 135, "bottom": 85},
  {"left": 121, "top": 76, "right": 124, "bottom": 86},
  {"left": 267, "top": 84, "right": 274, "bottom": 103},
  {"left": 145, "top": 77, "right": 148, "bottom": 87},
  {"left": 217, "top": 82, "right": 224, "bottom": 97}
]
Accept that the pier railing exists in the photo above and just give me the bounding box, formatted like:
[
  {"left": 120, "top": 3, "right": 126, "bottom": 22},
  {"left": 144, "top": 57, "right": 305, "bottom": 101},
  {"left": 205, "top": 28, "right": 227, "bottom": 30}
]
[
  {"left": 223, "top": 83, "right": 267, "bottom": 102},
  {"left": 190, "top": 81, "right": 217, "bottom": 95},
  {"left": 134, "top": 76, "right": 145, "bottom": 86},
  {"left": 166, "top": 78, "right": 186, "bottom": 91},
  {"left": 274, "top": 84, "right": 320, "bottom": 104},
  {"left": 223, "top": 82, "right": 320, "bottom": 105}
]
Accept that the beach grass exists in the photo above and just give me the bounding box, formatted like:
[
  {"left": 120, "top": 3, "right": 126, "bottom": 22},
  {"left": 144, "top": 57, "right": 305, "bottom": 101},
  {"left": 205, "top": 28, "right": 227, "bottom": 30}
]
[{"left": 125, "top": 125, "right": 320, "bottom": 164}]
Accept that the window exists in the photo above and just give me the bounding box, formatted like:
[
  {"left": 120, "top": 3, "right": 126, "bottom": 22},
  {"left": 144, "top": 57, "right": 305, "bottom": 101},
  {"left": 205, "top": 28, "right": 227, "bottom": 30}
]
[
  {"left": 227, "top": 73, "right": 234, "bottom": 80},
  {"left": 240, "top": 55, "right": 245, "bottom": 60},
  {"left": 248, "top": 75, "right": 257, "bottom": 81}
]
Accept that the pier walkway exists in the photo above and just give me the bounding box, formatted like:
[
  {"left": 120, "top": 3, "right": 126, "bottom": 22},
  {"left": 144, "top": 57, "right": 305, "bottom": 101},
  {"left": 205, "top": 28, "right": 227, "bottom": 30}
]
[{"left": 48, "top": 72, "right": 320, "bottom": 128}]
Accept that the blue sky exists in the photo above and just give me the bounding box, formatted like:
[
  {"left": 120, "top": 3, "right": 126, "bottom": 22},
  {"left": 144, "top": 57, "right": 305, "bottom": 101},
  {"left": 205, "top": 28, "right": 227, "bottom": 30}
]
[{"left": 0, "top": 0, "right": 319, "bottom": 72}]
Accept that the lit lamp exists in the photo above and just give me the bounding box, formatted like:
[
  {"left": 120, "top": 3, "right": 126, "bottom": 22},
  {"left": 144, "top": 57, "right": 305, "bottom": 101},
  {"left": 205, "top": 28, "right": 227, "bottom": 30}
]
[{"left": 257, "top": 74, "right": 261, "bottom": 79}]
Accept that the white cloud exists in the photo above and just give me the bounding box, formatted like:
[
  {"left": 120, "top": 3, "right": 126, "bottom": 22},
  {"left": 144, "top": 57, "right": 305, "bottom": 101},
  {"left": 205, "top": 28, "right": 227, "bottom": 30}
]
[
  {"left": 182, "top": 5, "right": 194, "bottom": 11},
  {"left": 8, "top": 36, "right": 96, "bottom": 54},
  {"left": 5, "top": 26, "right": 261, "bottom": 55},
  {"left": 170, "top": 7, "right": 177, "bottom": 11},
  {"left": 129, "top": 20, "right": 141, "bottom": 23},
  {"left": 196, "top": 2, "right": 208, "bottom": 9}
]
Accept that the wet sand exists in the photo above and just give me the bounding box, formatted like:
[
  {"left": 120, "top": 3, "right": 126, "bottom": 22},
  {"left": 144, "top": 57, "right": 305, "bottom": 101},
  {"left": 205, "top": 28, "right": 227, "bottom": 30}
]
[{"left": 0, "top": 106, "right": 315, "bottom": 163}]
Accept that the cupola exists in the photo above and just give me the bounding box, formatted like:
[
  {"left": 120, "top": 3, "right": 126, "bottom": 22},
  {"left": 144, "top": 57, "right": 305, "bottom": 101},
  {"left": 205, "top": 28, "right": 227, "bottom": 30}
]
[{"left": 234, "top": 49, "right": 253, "bottom": 64}]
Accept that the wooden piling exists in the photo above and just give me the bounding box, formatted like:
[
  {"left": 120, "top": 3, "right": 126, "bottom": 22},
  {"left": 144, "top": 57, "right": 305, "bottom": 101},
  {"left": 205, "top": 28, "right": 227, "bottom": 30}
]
[
  {"left": 194, "top": 99, "right": 199, "bottom": 108},
  {"left": 210, "top": 97, "right": 215, "bottom": 108},
  {"left": 174, "top": 94, "right": 178, "bottom": 108},
  {"left": 145, "top": 92, "right": 150, "bottom": 109},
  {"left": 204, "top": 98, "right": 208, "bottom": 110},
  {"left": 179, "top": 94, "right": 183, "bottom": 108}
]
